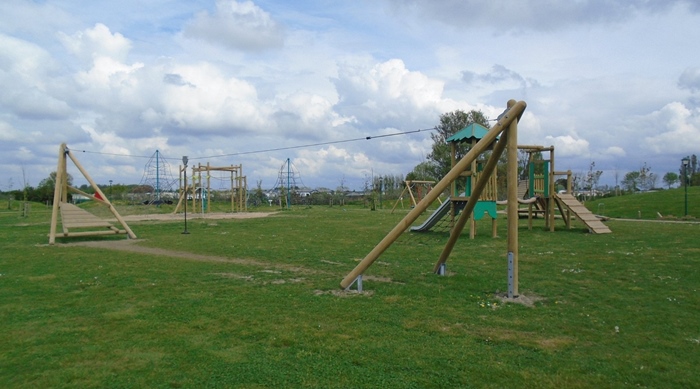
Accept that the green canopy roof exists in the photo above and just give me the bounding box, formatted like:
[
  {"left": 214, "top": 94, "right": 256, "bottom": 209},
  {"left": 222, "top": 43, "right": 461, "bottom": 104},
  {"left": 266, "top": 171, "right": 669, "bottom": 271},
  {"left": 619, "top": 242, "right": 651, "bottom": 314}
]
[{"left": 446, "top": 123, "right": 496, "bottom": 144}]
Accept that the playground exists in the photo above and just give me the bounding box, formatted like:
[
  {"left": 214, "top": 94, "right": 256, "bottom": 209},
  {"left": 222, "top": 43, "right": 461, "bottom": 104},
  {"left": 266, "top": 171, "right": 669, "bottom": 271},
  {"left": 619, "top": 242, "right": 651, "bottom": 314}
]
[{"left": 1, "top": 101, "right": 699, "bottom": 387}]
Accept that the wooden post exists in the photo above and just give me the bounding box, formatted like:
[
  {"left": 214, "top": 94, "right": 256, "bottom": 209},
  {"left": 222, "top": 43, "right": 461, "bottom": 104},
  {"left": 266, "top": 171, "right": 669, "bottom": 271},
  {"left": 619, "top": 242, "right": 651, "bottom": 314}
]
[
  {"left": 340, "top": 100, "right": 527, "bottom": 289},
  {"left": 469, "top": 139, "right": 477, "bottom": 239},
  {"left": 549, "top": 147, "right": 556, "bottom": 232},
  {"left": 172, "top": 165, "right": 185, "bottom": 214},
  {"left": 506, "top": 103, "right": 519, "bottom": 298},
  {"left": 49, "top": 144, "right": 67, "bottom": 245},
  {"left": 242, "top": 175, "right": 247, "bottom": 211},
  {"left": 206, "top": 162, "right": 211, "bottom": 213}
]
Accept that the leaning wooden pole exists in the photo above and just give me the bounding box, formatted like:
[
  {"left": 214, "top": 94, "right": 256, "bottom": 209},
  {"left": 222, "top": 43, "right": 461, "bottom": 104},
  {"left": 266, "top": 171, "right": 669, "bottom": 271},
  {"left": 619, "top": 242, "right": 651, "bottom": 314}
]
[
  {"left": 432, "top": 131, "right": 509, "bottom": 272},
  {"left": 340, "top": 100, "right": 527, "bottom": 289},
  {"left": 506, "top": 109, "right": 519, "bottom": 298}
]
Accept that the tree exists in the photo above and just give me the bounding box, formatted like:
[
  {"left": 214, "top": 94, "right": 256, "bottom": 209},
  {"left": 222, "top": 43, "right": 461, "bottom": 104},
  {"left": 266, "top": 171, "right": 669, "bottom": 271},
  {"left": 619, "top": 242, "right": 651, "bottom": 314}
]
[
  {"left": 638, "top": 162, "right": 657, "bottom": 191},
  {"left": 571, "top": 172, "right": 584, "bottom": 193},
  {"left": 662, "top": 172, "right": 679, "bottom": 189},
  {"left": 584, "top": 161, "right": 603, "bottom": 195},
  {"left": 249, "top": 179, "right": 267, "bottom": 206},
  {"left": 406, "top": 161, "right": 437, "bottom": 182},
  {"left": 425, "top": 109, "right": 490, "bottom": 180},
  {"left": 28, "top": 171, "right": 73, "bottom": 203},
  {"left": 622, "top": 171, "right": 640, "bottom": 192}
]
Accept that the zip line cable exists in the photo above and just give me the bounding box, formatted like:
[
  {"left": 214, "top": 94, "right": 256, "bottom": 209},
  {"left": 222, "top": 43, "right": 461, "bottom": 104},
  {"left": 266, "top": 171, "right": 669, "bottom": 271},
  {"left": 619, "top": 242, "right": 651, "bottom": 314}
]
[{"left": 71, "top": 127, "right": 437, "bottom": 161}]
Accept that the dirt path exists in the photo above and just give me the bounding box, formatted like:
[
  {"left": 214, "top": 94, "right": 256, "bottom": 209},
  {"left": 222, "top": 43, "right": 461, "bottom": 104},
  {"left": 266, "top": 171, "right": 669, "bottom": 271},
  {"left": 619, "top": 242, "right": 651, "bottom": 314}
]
[
  {"left": 59, "top": 238, "right": 328, "bottom": 276},
  {"left": 116, "top": 211, "right": 278, "bottom": 223}
]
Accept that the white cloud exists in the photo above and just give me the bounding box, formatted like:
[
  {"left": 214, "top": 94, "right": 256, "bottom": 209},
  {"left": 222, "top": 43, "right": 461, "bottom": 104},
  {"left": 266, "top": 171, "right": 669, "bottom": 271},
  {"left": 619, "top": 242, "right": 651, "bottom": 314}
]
[
  {"left": 544, "top": 135, "right": 590, "bottom": 157},
  {"left": 333, "top": 58, "right": 453, "bottom": 129},
  {"left": 293, "top": 145, "right": 373, "bottom": 182},
  {"left": 81, "top": 124, "right": 132, "bottom": 156},
  {"left": 159, "top": 62, "right": 270, "bottom": 134},
  {"left": 75, "top": 56, "right": 144, "bottom": 91},
  {"left": 184, "top": 0, "right": 284, "bottom": 51},
  {"left": 0, "top": 34, "right": 72, "bottom": 119},
  {"left": 58, "top": 23, "right": 132, "bottom": 63},
  {"left": 0, "top": 34, "right": 53, "bottom": 82},
  {"left": 603, "top": 146, "right": 626, "bottom": 158},
  {"left": 642, "top": 102, "right": 700, "bottom": 154},
  {"left": 273, "top": 92, "right": 355, "bottom": 140},
  {"left": 0, "top": 121, "right": 21, "bottom": 142}
]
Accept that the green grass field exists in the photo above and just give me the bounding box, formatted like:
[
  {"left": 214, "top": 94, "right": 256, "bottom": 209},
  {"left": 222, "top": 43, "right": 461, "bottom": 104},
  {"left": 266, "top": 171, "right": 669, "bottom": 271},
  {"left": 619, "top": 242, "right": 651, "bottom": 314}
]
[
  {"left": 585, "top": 186, "right": 698, "bottom": 220},
  {"left": 1, "top": 196, "right": 699, "bottom": 388}
]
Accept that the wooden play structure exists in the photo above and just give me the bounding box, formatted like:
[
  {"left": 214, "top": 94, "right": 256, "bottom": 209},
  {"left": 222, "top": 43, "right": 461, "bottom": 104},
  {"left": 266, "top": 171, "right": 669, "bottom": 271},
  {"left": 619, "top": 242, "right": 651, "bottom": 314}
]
[
  {"left": 412, "top": 143, "right": 611, "bottom": 235},
  {"left": 449, "top": 123, "right": 499, "bottom": 238},
  {"left": 173, "top": 162, "right": 247, "bottom": 214},
  {"left": 518, "top": 145, "right": 611, "bottom": 234},
  {"left": 410, "top": 123, "right": 500, "bottom": 238},
  {"left": 49, "top": 143, "right": 136, "bottom": 244},
  {"left": 390, "top": 180, "right": 437, "bottom": 213},
  {"left": 341, "top": 99, "right": 527, "bottom": 298}
]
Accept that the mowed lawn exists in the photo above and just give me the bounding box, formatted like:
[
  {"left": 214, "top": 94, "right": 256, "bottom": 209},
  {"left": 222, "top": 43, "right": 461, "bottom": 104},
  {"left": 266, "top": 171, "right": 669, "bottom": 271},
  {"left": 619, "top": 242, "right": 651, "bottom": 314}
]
[{"left": 0, "top": 205, "right": 698, "bottom": 388}]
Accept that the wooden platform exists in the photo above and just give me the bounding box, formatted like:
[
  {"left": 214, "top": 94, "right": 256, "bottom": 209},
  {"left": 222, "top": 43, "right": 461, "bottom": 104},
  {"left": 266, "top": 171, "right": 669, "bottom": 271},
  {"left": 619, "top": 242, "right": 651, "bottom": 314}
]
[
  {"left": 58, "top": 202, "right": 125, "bottom": 236},
  {"left": 555, "top": 194, "right": 611, "bottom": 234}
]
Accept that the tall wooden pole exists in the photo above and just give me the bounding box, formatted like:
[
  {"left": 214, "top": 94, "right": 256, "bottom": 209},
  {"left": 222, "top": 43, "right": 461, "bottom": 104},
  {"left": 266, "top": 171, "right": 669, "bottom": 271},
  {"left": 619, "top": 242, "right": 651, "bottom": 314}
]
[
  {"left": 49, "top": 143, "right": 67, "bottom": 244},
  {"left": 469, "top": 138, "right": 477, "bottom": 239},
  {"left": 549, "top": 146, "right": 556, "bottom": 232},
  {"left": 506, "top": 105, "right": 519, "bottom": 298},
  {"left": 340, "top": 100, "right": 526, "bottom": 289}
]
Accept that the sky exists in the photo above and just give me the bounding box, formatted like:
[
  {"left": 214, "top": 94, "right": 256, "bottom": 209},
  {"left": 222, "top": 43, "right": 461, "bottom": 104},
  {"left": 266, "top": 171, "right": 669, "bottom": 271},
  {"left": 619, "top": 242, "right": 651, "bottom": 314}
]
[{"left": 1, "top": 0, "right": 700, "bottom": 192}]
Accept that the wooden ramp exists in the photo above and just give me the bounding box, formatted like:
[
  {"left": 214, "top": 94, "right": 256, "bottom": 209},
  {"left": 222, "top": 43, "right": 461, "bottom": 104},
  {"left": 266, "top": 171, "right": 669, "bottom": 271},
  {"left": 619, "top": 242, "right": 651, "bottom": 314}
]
[
  {"left": 517, "top": 179, "right": 529, "bottom": 199},
  {"left": 555, "top": 193, "right": 611, "bottom": 234},
  {"left": 58, "top": 202, "right": 126, "bottom": 237}
]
